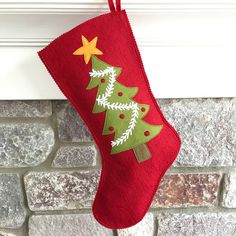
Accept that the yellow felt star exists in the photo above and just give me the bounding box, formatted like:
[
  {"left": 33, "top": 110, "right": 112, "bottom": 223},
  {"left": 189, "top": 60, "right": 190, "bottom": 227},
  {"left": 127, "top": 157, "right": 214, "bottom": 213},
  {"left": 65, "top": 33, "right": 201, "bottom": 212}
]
[{"left": 73, "top": 35, "right": 103, "bottom": 64}]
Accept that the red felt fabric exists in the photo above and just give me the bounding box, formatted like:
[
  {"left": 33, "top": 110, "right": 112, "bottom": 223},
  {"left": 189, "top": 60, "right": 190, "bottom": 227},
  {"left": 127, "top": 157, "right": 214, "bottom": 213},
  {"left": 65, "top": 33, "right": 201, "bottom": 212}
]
[{"left": 38, "top": 9, "right": 181, "bottom": 229}]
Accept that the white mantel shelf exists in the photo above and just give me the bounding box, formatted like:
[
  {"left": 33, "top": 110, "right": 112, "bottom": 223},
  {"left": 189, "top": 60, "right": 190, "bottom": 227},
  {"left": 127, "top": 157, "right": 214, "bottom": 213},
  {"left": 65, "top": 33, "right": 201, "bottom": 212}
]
[{"left": 0, "top": 0, "right": 236, "bottom": 99}]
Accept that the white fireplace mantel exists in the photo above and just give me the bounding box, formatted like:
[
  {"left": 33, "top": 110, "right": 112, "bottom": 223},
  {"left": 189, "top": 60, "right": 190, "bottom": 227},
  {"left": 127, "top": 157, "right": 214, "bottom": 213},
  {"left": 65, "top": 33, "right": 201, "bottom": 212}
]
[{"left": 0, "top": 0, "right": 236, "bottom": 99}]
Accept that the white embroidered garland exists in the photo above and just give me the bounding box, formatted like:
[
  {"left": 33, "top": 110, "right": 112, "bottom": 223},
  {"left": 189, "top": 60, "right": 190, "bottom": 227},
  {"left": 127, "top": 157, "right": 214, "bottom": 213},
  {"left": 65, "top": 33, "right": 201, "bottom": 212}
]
[{"left": 89, "top": 67, "right": 139, "bottom": 147}]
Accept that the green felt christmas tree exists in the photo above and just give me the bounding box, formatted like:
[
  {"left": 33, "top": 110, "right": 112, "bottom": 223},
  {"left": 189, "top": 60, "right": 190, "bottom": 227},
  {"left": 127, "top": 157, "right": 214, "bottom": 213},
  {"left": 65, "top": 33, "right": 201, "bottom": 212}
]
[{"left": 86, "top": 56, "right": 162, "bottom": 162}]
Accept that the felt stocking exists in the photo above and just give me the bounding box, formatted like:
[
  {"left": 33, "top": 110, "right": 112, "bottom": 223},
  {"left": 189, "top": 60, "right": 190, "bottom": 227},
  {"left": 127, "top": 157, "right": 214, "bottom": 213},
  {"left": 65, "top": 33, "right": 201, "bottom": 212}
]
[{"left": 38, "top": 0, "right": 181, "bottom": 229}]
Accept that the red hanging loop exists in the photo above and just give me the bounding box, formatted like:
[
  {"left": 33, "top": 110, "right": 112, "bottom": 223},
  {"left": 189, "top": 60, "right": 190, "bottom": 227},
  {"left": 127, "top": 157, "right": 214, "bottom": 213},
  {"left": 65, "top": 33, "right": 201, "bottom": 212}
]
[
  {"left": 108, "top": 0, "right": 115, "bottom": 12},
  {"left": 116, "top": 0, "right": 121, "bottom": 11},
  {"left": 108, "top": 0, "right": 121, "bottom": 12}
]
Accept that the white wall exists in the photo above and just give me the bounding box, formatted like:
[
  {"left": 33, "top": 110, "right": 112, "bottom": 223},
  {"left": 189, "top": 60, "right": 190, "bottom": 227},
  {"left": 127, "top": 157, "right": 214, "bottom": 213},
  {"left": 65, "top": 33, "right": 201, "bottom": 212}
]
[{"left": 0, "top": 0, "right": 236, "bottom": 99}]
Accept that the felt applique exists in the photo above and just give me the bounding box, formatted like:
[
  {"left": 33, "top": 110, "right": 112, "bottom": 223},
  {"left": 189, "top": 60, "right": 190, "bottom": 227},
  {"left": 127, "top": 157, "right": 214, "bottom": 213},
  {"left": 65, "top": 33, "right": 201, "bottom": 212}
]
[
  {"left": 73, "top": 37, "right": 163, "bottom": 162},
  {"left": 73, "top": 35, "right": 103, "bottom": 64}
]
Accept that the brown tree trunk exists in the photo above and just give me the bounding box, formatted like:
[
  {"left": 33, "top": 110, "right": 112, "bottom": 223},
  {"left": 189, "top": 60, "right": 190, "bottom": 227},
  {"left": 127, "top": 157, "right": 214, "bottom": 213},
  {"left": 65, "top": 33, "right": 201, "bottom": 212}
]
[{"left": 133, "top": 143, "right": 151, "bottom": 163}]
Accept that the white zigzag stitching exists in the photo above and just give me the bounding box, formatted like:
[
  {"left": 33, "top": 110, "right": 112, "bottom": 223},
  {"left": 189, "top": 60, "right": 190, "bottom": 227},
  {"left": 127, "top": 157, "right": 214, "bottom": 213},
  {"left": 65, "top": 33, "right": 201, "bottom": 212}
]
[{"left": 90, "top": 66, "right": 139, "bottom": 147}]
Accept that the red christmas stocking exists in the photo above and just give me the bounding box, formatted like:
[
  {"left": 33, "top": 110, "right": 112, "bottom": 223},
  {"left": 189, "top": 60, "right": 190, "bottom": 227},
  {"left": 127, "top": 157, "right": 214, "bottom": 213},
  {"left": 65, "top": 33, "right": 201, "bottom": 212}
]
[{"left": 38, "top": 0, "right": 181, "bottom": 229}]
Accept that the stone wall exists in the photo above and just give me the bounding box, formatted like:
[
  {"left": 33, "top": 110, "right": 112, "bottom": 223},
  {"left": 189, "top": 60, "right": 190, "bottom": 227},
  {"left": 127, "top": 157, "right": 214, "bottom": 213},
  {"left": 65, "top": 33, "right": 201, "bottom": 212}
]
[{"left": 0, "top": 98, "right": 235, "bottom": 236}]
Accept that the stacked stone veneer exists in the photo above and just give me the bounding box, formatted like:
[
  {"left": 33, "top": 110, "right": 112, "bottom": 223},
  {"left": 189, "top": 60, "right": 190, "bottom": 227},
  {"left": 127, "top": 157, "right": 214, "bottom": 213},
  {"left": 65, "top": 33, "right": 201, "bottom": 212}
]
[{"left": 0, "top": 98, "right": 235, "bottom": 236}]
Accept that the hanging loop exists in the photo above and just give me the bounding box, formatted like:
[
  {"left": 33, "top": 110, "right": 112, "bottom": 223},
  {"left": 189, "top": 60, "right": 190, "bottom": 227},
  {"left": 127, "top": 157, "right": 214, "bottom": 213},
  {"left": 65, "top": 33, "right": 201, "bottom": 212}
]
[
  {"left": 116, "top": 0, "right": 121, "bottom": 11},
  {"left": 108, "top": 0, "right": 121, "bottom": 12}
]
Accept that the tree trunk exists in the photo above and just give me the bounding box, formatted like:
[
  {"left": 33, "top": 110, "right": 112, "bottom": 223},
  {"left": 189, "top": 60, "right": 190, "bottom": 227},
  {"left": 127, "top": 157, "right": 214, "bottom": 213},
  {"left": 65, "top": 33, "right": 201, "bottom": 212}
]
[{"left": 133, "top": 143, "right": 151, "bottom": 163}]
